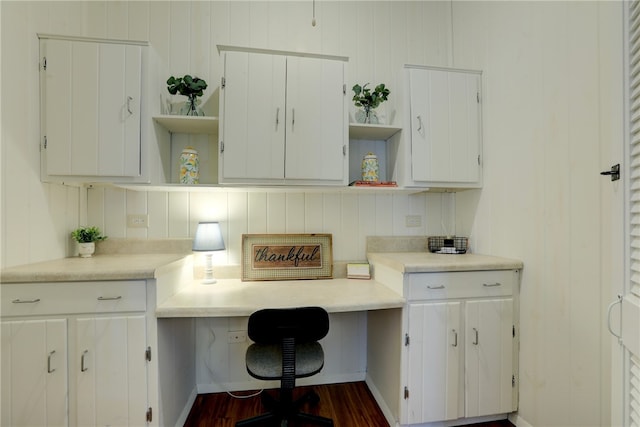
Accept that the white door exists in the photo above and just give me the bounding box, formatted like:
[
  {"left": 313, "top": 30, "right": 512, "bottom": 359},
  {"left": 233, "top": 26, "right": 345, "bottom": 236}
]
[
  {"left": 465, "top": 298, "right": 514, "bottom": 418},
  {"left": 409, "top": 67, "right": 481, "bottom": 185},
  {"left": 220, "top": 51, "right": 286, "bottom": 181},
  {"left": 285, "top": 56, "right": 346, "bottom": 182},
  {"left": 42, "top": 38, "right": 141, "bottom": 178},
  {"left": 75, "top": 315, "right": 147, "bottom": 426},
  {"left": 406, "top": 301, "right": 461, "bottom": 424},
  {"left": 1, "top": 319, "right": 68, "bottom": 426}
]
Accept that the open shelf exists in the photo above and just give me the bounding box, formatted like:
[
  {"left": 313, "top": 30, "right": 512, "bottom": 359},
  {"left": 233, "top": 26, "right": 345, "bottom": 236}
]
[
  {"left": 112, "top": 183, "right": 426, "bottom": 194},
  {"left": 153, "top": 115, "right": 219, "bottom": 134},
  {"left": 349, "top": 123, "right": 402, "bottom": 141}
]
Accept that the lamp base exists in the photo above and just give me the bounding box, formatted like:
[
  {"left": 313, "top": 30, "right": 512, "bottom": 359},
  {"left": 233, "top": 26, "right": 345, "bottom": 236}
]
[{"left": 201, "top": 277, "right": 217, "bottom": 284}]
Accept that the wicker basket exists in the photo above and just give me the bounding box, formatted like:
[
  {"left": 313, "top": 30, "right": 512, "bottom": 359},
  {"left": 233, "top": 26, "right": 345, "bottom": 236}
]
[{"left": 428, "top": 236, "right": 468, "bottom": 254}]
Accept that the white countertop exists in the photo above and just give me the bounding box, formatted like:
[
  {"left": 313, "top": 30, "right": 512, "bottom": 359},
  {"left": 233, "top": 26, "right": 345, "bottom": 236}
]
[
  {"left": 0, "top": 254, "right": 190, "bottom": 283},
  {"left": 156, "top": 278, "right": 406, "bottom": 317},
  {"left": 367, "top": 252, "right": 523, "bottom": 273}
]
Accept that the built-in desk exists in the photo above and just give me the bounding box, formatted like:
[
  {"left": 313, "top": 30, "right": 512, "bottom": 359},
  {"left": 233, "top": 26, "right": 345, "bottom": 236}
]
[{"left": 156, "top": 278, "right": 405, "bottom": 317}]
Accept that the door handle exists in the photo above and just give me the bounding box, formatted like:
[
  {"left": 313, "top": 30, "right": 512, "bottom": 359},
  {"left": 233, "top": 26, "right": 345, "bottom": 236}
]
[
  {"left": 47, "top": 350, "right": 56, "bottom": 373},
  {"left": 607, "top": 295, "right": 622, "bottom": 341},
  {"left": 600, "top": 164, "right": 620, "bottom": 181},
  {"left": 81, "top": 350, "right": 89, "bottom": 372}
]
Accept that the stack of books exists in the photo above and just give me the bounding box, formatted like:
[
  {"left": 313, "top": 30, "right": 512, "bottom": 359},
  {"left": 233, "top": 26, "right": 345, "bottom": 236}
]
[{"left": 348, "top": 181, "right": 398, "bottom": 187}]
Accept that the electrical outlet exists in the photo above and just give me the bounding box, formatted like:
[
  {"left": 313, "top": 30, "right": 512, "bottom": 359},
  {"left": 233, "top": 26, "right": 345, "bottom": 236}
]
[
  {"left": 228, "top": 331, "right": 247, "bottom": 343},
  {"left": 405, "top": 215, "right": 422, "bottom": 228},
  {"left": 127, "top": 214, "right": 149, "bottom": 228}
]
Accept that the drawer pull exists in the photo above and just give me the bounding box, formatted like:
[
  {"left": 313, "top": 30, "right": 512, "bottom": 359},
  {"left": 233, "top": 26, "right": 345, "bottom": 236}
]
[
  {"left": 47, "top": 350, "right": 56, "bottom": 373},
  {"left": 81, "top": 350, "right": 89, "bottom": 372},
  {"left": 483, "top": 282, "right": 502, "bottom": 287},
  {"left": 97, "top": 296, "right": 122, "bottom": 301},
  {"left": 472, "top": 328, "right": 479, "bottom": 345},
  {"left": 427, "top": 285, "right": 445, "bottom": 290},
  {"left": 12, "top": 298, "right": 41, "bottom": 304},
  {"left": 451, "top": 329, "right": 458, "bottom": 347}
]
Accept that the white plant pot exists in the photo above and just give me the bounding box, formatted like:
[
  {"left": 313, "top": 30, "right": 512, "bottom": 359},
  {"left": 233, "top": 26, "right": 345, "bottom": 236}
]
[{"left": 78, "top": 242, "right": 95, "bottom": 258}]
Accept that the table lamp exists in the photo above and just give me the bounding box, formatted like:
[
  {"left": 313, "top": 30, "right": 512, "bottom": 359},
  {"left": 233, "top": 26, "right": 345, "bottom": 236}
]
[{"left": 192, "top": 221, "right": 225, "bottom": 284}]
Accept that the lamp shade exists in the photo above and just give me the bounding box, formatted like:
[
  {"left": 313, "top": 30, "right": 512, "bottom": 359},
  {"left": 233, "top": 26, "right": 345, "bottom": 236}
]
[{"left": 192, "top": 222, "right": 225, "bottom": 252}]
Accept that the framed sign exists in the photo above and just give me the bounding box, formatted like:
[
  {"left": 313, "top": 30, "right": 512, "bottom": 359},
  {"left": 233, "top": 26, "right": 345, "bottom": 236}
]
[{"left": 241, "top": 234, "right": 333, "bottom": 281}]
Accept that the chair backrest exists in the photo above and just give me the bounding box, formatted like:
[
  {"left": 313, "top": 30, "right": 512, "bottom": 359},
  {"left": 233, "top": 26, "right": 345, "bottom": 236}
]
[{"left": 247, "top": 306, "right": 329, "bottom": 345}]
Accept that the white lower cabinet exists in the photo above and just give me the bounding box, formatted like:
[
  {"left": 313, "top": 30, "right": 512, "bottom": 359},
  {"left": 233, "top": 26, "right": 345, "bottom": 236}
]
[
  {"left": 403, "top": 270, "right": 517, "bottom": 425},
  {"left": 406, "top": 301, "right": 462, "bottom": 423},
  {"left": 75, "top": 315, "right": 148, "bottom": 426},
  {"left": 1, "top": 318, "right": 69, "bottom": 426},
  {"left": 1, "top": 281, "right": 149, "bottom": 426}
]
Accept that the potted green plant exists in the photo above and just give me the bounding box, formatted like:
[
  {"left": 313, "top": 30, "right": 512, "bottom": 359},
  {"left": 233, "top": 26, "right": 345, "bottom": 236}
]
[
  {"left": 71, "top": 226, "right": 107, "bottom": 258},
  {"left": 167, "top": 75, "right": 208, "bottom": 116},
  {"left": 352, "top": 83, "right": 390, "bottom": 124}
]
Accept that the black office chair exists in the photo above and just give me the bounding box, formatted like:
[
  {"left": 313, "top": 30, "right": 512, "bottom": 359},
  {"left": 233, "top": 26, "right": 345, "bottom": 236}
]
[{"left": 236, "top": 306, "right": 334, "bottom": 427}]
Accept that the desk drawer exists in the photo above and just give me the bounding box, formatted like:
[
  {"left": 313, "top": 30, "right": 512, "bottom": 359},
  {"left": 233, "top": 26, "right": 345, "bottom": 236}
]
[
  {"left": 408, "top": 270, "right": 515, "bottom": 301},
  {"left": 1, "top": 281, "right": 146, "bottom": 317}
]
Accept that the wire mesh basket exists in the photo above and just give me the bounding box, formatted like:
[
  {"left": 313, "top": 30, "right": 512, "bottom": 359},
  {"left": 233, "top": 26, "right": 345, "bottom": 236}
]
[{"left": 428, "top": 236, "right": 468, "bottom": 254}]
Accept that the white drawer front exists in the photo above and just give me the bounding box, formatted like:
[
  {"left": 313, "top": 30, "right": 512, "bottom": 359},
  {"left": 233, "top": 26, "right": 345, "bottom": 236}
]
[
  {"left": 408, "top": 270, "right": 515, "bottom": 301},
  {"left": 1, "top": 281, "right": 146, "bottom": 317}
]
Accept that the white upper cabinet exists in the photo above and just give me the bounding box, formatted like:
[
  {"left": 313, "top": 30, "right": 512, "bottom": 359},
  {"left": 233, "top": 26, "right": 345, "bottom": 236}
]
[
  {"left": 219, "top": 47, "right": 348, "bottom": 185},
  {"left": 402, "top": 65, "right": 482, "bottom": 189},
  {"left": 40, "top": 35, "right": 144, "bottom": 182}
]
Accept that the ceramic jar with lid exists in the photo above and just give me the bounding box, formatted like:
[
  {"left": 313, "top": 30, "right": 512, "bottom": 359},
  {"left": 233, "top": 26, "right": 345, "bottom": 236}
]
[
  {"left": 361, "top": 152, "right": 379, "bottom": 182},
  {"left": 179, "top": 146, "right": 199, "bottom": 184}
]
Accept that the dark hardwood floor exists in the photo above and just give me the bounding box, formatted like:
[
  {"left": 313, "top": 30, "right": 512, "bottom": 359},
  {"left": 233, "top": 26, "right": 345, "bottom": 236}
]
[{"left": 183, "top": 381, "right": 515, "bottom": 427}]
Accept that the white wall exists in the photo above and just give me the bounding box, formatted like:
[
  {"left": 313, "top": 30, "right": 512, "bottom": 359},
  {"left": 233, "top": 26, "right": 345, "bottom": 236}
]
[
  {"left": 0, "top": 1, "right": 623, "bottom": 427},
  {"left": 452, "top": 2, "right": 622, "bottom": 427}
]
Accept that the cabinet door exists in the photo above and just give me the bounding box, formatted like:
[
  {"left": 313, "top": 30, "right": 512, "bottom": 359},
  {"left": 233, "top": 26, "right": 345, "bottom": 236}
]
[
  {"left": 1, "top": 319, "right": 68, "bottom": 426},
  {"left": 465, "top": 298, "right": 514, "bottom": 417},
  {"left": 409, "top": 67, "right": 481, "bottom": 186},
  {"left": 220, "top": 51, "right": 286, "bottom": 181},
  {"left": 75, "top": 315, "right": 147, "bottom": 426},
  {"left": 285, "top": 56, "right": 346, "bottom": 182},
  {"left": 42, "top": 38, "right": 142, "bottom": 178},
  {"left": 407, "top": 301, "right": 462, "bottom": 423}
]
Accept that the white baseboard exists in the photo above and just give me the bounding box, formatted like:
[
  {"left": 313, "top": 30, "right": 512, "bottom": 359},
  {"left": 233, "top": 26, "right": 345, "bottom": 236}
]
[
  {"left": 510, "top": 413, "right": 533, "bottom": 427},
  {"left": 197, "top": 373, "right": 366, "bottom": 394},
  {"left": 174, "top": 386, "right": 198, "bottom": 427},
  {"left": 365, "top": 374, "right": 399, "bottom": 427}
]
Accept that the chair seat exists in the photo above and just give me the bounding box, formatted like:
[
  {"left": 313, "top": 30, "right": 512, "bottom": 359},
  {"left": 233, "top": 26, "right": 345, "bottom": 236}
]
[{"left": 246, "top": 342, "right": 324, "bottom": 380}]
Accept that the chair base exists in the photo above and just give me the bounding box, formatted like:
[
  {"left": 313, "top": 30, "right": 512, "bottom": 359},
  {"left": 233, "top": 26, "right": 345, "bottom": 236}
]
[{"left": 236, "top": 388, "right": 334, "bottom": 427}]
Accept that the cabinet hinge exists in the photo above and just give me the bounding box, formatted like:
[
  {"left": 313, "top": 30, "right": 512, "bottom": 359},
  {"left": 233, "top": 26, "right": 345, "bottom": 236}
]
[
  {"left": 145, "top": 346, "right": 152, "bottom": 362},
  {"left": 42, "top": 56, "right": 47, "bottom": 71},
  {"left": 405, "top": 333, "right": 410, "bottom": 346},
  {"left": 220, "top": 141, "right": 224, "bottom": 153},
  {"left": 146, "top": 407, "right": 152, "bottom": 422},
  {"left": 221, "top": 76, "right": 226, "bottom": 89},
  {"left": 404, "top": 386, "right": 409, "bottom": 399},
  {"left": 512, "top": 375, "right": 516, "bottom": 387}
]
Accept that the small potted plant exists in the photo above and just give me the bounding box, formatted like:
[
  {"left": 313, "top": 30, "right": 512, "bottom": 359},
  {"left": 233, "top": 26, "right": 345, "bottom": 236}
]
[
  {"left": 167, "top": 75, "right": 208, "bottom": 116},
  {"left": 352, "top": 83, "right": 390, "bottom": 124},
  {"left": 71, "top": 226, "right": 107, "bottom": 258}
]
